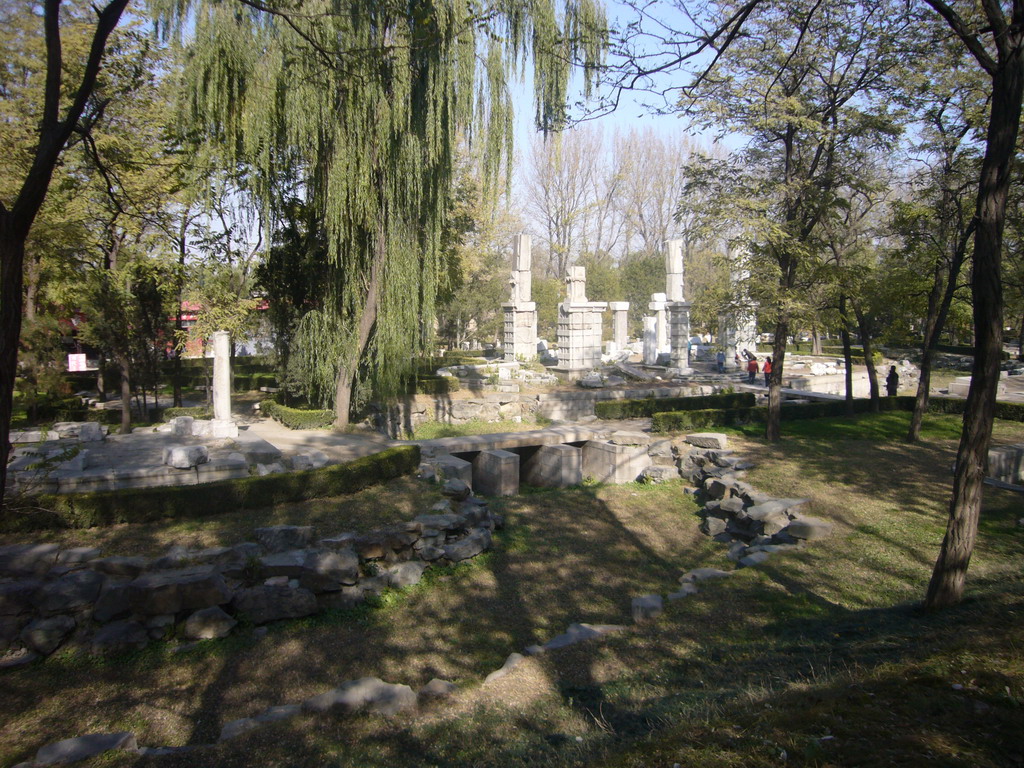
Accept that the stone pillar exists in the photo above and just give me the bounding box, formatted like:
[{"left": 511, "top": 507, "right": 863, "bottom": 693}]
[
  {"left": 664, "top": 239, "right": 692, "bottom": 372},
  {"left": 472, "top": 449, "right": 519, "bottom": 496},
  {"left": 667, "top": 301, "right": 692, "bottom": 372},
  {"left": 718, "top": 246, "right": 758, "bottom": 366},
  {"left": 211, "top": 330, "right": 238, "bottom": 438},
  {"left": 642, "top": 316, "right": 658, "bottom": 365},
  {"left": 502, "top": 234, "right": 538, "bottom": 362},
  {"left": 648, "top": 293, "right": 668, "bottom": 354},
  {"left": 555, "top": 266, "right": 607, "bottom": 374},
  {"left": 665, "top": 239, "right": 685, "bottom": 302},
  {"left": 608, "top": 301, "right": 629, "bottom": 349}
]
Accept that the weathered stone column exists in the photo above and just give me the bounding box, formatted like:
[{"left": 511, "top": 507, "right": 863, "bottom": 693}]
[
  {"left": 555, "top": 266, "right": 607, "bottom": 375},
  {"left": 211, "top": 330, "right": 238, "bottom": 438},
  {"left": 664, "top": 239, "right": 693, "bottom": 373},
  {"left": 648, "top": 293, "right": 668, "bottom": 353},
  {"left": 642, "top": 316, "right": 658, "bottom": 365},
  {"left": 608, "top": 301, "right": 630, "bottom": 350},
  {"left": 718, "top": 245, "right": 758, "bottom": 367},
  {"left": 502, "top": 234, "right": 538, "bottom": 362}
]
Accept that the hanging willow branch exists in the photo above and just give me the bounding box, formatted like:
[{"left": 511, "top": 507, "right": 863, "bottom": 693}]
[{"left": 156, "top": 0, "right": 606, "bottom": 413}]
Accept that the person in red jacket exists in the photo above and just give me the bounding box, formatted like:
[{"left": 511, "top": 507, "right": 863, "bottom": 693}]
[
  {"left": 763, "top": 356, "right": 772, "bottom": 387},
  {"left": 746, "top": 356, "right": 759, "bottom": 385}
]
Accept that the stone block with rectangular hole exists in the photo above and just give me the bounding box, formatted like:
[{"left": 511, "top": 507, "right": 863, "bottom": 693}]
[
  {"left": 522, "top": 444, "right": 582, "bottom": 488},
  {"left": 472, "top": 449, "right": 519, "bottom": 496},
  {"left": 581, "top": 440, "right": 651, "bottom": 484}
]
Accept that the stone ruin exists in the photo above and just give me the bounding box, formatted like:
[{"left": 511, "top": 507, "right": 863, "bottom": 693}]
[{"left": 0, "top": 480, "right": 500, "bottom": 672}]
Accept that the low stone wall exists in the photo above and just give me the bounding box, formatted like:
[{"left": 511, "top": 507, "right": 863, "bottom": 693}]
[
  {"left": 373, "top": 384, "right": 718, "bottom": 436},
  {"left": 0, "top": 481, "right": 499, "bottom": 669}
]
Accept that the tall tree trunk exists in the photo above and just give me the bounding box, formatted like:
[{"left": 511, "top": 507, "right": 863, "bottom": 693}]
[
  {"left": 811, "top": 324, "right": 822, "bottom": 355},
  {"left": 853, "top": 302, "right": 880, "bottom": 411},
  {"left": 118, "top": 358, "right": 131, "bottom": 435},
  {"left": 925, "top": 50, "right": 1023, "bottom": 610},
  {"left": 766, "top": 317, "right": 789, "bottom": 442},
  {"left": 96, "top": 353, "right": 106, "bottom": 403},
  {"left": 0, "top": 226, "right": 28, "bottom": 503},
  {"left": 839, "top": 295, "right": 855, "bottom": 415},
  {"left": 334, "top": 253, "right": 383, "bottom": 428}
]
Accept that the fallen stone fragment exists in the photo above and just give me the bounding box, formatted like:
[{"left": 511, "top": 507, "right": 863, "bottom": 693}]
[
  {"left": 34, "top": 570, "right": 106, "bottom": 615},
  {"left": 299, "top": 549, "right": 359, "bottom": 592},
  {"left": 484, "top": 652, "right": 525, "bottom": 683},
  {"left": 442, "top": 529, "right": 491, "bottom": 562},
  {"left": 534, "top": 623, "right": 626, "bottom": 653},
  {"left": 162, "top": 444, "right": 208, "bottom": 469},
  {"left": 255, "top": 704, "right": 302, "bottom": 724},
  {"left": 0, "top": 543, "right": 59, "bottom": 577},
  {"left": 0, "top": 648, "right": 39, "bottom": 670},
  {"left": 667, "top": 582, "right": 699, "bottom": 601},
  {"left": 219, "top": 717, "right": 259, "bottom": 741},
  {"left": 21, "top": 615, "right": 75, "bottom": 656},
  {"left": 440, "top": 478, "right": 471, "bottom": 502},
  {"left": 302, "top": 677, "right": 416, "bottom": 716},
  {"left": 679, "top": 568, "right": 732, "bottom": 583},
  {"left": 129, "top": 566, "right": 232, "bottom": 615},
  {"left": 784, "top": 515, "right": 834, "bottom": 541},
  {"left": 418, "top": 679, "right": 458, "bottom": 701},
  {"left": 90, "top": 620, "right": 149, "bottom": 655},
  {"left": 55, "top": 547, "right": 102, "bottom": 565},
  {"left": 34, "top": 732, "right": 137, "bottom": 766},
  {"left": 384, "top": 561, "right": 427, "bottom": 589},
  {"left": 232, "top": 585, "right": 317, "bottom": 624},
  {"left": 183, "top": 606, "right": 237, "bottom": 640},
  {"left": 254, "top": 525, "right": 314, "bottom": 553},
  {"left": 738, "top": 550, "right": 773, "bottom": 568},
  {"left": 631, "top": 594, "right": 663, "bottom": 623},
  {"left": 685, "top": 432, "right": 728, "bottom": 450}
]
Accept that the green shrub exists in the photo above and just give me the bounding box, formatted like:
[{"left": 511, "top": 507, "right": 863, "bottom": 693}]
[
  {"left": 163, "top": 406, "right": 213, "bottom": 421},
  {"left": 595, "top": 392, "right": 756, "bottom": 420},
  {"left": 410, "top": 375, "right": 460, "bottom": 395},
  {"left": 7, "top": 445, "right": 420, "bottom": 531},
  {"left": 260, "top": 400, "right": 335, "bottom": 429}
]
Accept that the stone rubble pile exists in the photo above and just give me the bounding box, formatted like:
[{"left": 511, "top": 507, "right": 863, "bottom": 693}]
[{"left": 0, "top": 479, "right": 500, "bottom": 672}]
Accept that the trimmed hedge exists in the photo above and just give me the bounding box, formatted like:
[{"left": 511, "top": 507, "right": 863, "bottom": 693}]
[
  {"left": 260, "top": 400, "right": 335, "bottom": 429},
  {"left": 648, "top": 394, "right": 1024, "bottom": 433},
  {"left": 162, "top": 406, "right": 212, "bottom": 421},
  {"left": 595, "top": 392, "right": 756, "bottom": 420},
  {"left": 410, "top": 375, "right": 460, "bottom": 395},
  {"left": 7, "top": 445, "right": 420, "bottom": 531}
]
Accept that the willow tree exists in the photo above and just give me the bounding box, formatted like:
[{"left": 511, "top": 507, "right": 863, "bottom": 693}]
[{"left": 157, "top": 0, "right": 605, "bottom": 424}]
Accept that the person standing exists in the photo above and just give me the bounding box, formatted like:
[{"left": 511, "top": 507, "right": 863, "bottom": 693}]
[
  {"left": 886, "top": 365, "right": 899, "bottom": 396},
  {"left": 716, "top": 349, "right": 726, "bottom": 373},
  {"left": 763, "top": 356, "right": 772, "bottom": 387},
  {"left": 747, "top": 356, "right": 759, "bottom": 385}
]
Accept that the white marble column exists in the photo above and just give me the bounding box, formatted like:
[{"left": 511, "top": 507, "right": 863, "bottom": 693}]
[
  {"left": 211, "top": 330, "right": 238, "bottom": 438},
  {"left": 642, "top": 316, "right": 658, "bottom": 365},
  {"left": 608, "top": 301, "right": 630, "bottom": 349}
]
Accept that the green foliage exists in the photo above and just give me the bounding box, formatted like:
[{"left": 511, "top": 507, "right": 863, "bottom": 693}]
[
  {"left": 620, "top": 252, "right": 663, "bottom": 336},
  {"left": 7, "top": 446, "right": 420, "bottom": 531},
  {"left": 650, "top": 395, "right": 1024, "bottom": 433},
  {"left": 260, "top": 400, "right": 335, "bottom": 430},
  {"left": 595, "top": 392, "right": 756, "bottom": 420},
  {"left": 161, "top": 0, "right": 606, "bottom": 417}
]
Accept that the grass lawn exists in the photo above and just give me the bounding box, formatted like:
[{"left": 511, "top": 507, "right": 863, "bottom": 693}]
[{"left": 0, "top": 412, "right": 1022, "bottom": 767}]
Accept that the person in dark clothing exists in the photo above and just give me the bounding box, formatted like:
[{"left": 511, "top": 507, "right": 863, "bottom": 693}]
[
  {"left": 886, "top": 365, "right": 899, "bottom": 396},
  {"left": 747, "top": 356, "right": 759, "bottom": 385},
  {"left": 763, "top": 356, "right": 772, "bottom": 387}
]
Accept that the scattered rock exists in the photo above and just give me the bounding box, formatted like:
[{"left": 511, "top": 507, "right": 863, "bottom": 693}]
[
  {"left": 0, "top": 543, "right": 59, "bottom": 577},
  {"left": 418, "top": 678, "right": 458, "bottom": 701},
  {"left": 128, "top": 566, "right": 232, "bottom": 615},
  {"left": 484, "top": 652, "right": 525, "bottom": 683},
  {"left": 34, "top": 732, "right": 137, "bottom": 766},
  {"left": 219, "top": 717, "right": 260, "bottom": 741},
  {"left": 92, "top": 556, "right": 149, "bottom": 578},
  {"left": 443, "top": 529, "right": 491, "bottom": 562},
  {"left": 33, "top": 570, "right": 105, "bottom": 615},
  {"left": 631, "top": 594, "right": 663, "bottom": 623},
  {"left": 685, "top": 432, "right": 728, "bottom": 450},
  {"left": 532, "top": 622, "right": 626, "bottom": 653},
  {"left": 162, "top": 444, "right": 209, "bottom": 469},
  {"left": 440, "top": 478, "right": 472, "bottom": 502},
  {"left": 302, "top": 677, "right": 416, "bottom": 716},
  {"left": 738, "top": 550, "right": 772, "bottom": 568},
  {"left": 640, "top": 465, "right": 679, "bottom": 484},
  {"left": 384, "top": 561, "right": 427, "bottom": 589},
  {"left": 667, "top": 582, "right": 699, "bottom": 601},
  {"left": 254, "top": 525, "right": 314, "bottom": 553},
  {"left": 299, "top": 549, "right": 360, "bottom": 592},
  {"left": 784, "top": 516, "right": 834, "bottom": 541},
  {"left": 21, "top": 615, "right": 75, "bottom": 656},
  {"left": 232, "top": 585, "right": 317, "bottom": 624},
  {"left": 55, "top": 547, "right": 102, "bottom": 565},
  {"left": 680, "top": 568, "right": 732, "bottom": 583},
  {"left": 255, "top": 704, "right": 303, "bottom": 724},
  {"left": 90, "top": 620, "right": 149, "bottom": 655},
  {"left": 183, "top": 606, "right": 237, "bottom": 640}
]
